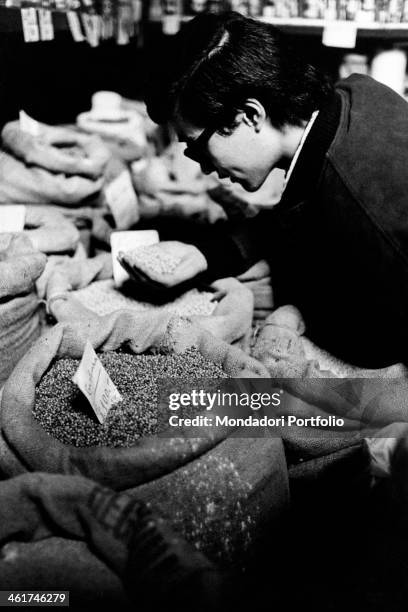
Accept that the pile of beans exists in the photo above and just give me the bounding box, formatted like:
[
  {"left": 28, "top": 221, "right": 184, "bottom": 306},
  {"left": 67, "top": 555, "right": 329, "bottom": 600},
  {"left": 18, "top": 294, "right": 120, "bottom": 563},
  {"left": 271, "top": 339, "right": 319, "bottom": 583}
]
[
  {"left": 33, "top": 348, "right": 228, "bottom": 448},
  {"left": 126, "top": 245, "right": 182, "bottom": 276},
  {"left": 73, "top": 280, "right": 217, "bottom": 318}
]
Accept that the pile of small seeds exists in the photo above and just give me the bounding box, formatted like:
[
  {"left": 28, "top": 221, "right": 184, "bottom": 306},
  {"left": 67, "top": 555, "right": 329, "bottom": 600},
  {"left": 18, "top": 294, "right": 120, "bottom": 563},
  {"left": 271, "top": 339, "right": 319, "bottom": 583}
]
[
  {"left": 126, "top": 245, "right": 182, "bottom": 276},
  {"left": 73, "top": 280, "right": 217, "bottom": 318},
  {"left": 33, "top": 348, "right": 228, "bottom": 448}
]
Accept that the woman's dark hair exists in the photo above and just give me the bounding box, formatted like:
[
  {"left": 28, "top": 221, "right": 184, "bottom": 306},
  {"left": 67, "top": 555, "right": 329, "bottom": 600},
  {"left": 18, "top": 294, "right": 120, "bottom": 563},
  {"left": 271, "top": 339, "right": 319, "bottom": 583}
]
[{"left": 145, "top": 11, "right": 333, "bottom": 130}]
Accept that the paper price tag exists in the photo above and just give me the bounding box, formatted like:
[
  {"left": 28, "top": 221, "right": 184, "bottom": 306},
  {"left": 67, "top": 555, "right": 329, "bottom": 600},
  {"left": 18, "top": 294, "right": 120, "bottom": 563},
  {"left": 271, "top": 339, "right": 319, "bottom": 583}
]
[
  {"left": 73, "top": 340, "right": 122, "bottom": 424},
  {"left": 105, "top": 170, "right": 139, "bottom": 231},
  {"left": 67, "top": 11, "right": 85, "bottom": 41},
  {"left": 0, "top": 205, "right": 26, "bottom": 232},
  {"left": 19, "top": 110, "right": 41, "bottom": 136},
  {"left": 322, "top": 21, "right": 357, "bottom": 48},
  {"left": 38, "top": 9, "right": 54, "bottom": 41},
  {"left": 110, "top": 229, "right": 159, "bottom": 286},
  {"left": 21, "top": 8, "right": 40, "bottom": 43}
]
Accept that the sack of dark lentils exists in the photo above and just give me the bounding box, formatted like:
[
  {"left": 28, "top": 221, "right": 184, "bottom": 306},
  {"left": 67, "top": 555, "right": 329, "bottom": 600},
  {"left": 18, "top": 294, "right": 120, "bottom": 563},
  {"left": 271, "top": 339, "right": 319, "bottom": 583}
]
[
  {"left": 0, "top": 312, "right": 288, "bottom": 566},
  {"left": 0, "top": 309, "right": 269, "bottom": 487},
  {"left": 44, "top": 255, "right": 254, "bottom": 347}
]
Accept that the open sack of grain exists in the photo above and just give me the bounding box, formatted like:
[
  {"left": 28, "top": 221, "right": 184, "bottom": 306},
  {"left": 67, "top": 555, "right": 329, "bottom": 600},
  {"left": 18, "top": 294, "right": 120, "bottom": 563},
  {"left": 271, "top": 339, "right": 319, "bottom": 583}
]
[
  {"left": 0, "top": 313, "right": 288, "bottom": 565},
  {"left": 0, "top": 233, "right": 46, "bottom": 387},
  {"left": 131, "top": 143, "right": 226, "bottom": 224},
  {"left": 43, "top": 252, "right": 254, "bottom": 347},
  {"left": 0, "top": 121, "right": 110, "bottom": 205}
]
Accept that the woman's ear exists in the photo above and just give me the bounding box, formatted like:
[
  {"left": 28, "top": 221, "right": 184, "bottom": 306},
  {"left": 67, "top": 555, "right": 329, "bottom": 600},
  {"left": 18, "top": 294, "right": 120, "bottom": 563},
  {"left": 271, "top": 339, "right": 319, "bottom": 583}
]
[{"left": 241, "top": 98, "right": 267, "bottom": 132}]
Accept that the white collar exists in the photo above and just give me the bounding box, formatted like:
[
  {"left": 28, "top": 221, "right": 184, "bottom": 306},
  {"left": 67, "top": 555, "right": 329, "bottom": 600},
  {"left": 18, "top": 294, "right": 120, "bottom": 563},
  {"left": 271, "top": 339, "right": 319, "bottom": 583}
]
[{"left": 281, "top": 110, "right": 319, "bottom": 194}]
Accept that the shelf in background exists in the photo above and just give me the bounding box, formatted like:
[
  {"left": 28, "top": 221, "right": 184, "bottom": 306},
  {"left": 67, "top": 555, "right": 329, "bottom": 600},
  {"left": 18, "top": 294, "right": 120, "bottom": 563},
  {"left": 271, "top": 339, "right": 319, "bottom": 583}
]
[
  {"left": 150, "top": 14, "right": 408, "bottom": 40},
  {"left": 257, "top": 17, "right": 408, "bottom": 39}
]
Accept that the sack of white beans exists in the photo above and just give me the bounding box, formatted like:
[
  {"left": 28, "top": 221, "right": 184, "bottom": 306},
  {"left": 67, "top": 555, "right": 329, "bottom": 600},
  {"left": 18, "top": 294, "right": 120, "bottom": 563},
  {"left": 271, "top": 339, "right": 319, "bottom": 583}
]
[
  {"left": 0, "top": 233, "right": 46, "bottom": 387},
  {"left": 43, "top": 254, "right": 254, "bottom": 347}
]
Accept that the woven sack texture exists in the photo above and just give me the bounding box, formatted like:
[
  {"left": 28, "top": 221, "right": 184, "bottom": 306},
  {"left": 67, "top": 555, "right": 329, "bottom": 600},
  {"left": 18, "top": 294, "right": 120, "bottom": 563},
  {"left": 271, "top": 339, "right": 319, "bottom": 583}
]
[{"left": 0, "top": 233, "right": 46, "bottom": 387}]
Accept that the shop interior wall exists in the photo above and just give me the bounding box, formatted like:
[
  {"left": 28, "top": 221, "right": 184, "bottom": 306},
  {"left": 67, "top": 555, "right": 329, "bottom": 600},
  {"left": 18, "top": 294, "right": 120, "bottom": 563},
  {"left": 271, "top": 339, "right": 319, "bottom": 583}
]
[{"left": 0, "top": 24, "right": 374, "bottom": 129}]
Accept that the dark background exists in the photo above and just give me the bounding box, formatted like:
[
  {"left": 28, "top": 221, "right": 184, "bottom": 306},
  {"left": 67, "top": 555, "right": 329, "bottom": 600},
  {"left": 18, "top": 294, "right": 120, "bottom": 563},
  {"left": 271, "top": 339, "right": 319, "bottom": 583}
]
[{"left": 0, "top": 9, "right": 391, "bottom": 128}]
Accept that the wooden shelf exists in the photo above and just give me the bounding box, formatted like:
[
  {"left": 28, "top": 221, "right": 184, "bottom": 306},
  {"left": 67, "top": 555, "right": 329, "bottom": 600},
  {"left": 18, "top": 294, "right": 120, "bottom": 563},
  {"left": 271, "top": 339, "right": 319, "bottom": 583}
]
[
  {"left": 150, "top": 14, "right": 408, "bottom": 40},
  {"left": 258, "top": 17, "right": 408, "bottom": 39}
]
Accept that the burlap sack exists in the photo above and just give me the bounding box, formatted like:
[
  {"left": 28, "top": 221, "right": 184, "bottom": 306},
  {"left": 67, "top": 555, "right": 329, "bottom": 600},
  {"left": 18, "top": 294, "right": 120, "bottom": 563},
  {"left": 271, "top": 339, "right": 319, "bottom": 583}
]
[
  {"left": 2, "top": 121, "right": 111, "bottom": 179},
  {"left": 131, "top": 147, "right": 226, "bottom": 224},
  {"left": 43, "top": 255, "right": 254, "bottom": 347},
  {"left": 0, "top": 311, "right": 269, "bottom": 489},
  {"left": 0, "top": 233, "right": 46, "bottom": 387},
  {"left": 0, "top": 150, "right": 103, "bottom": 206},
  {"left": 0, "top": 472, "right": 222, "bottom": 608},
  {"left": 0, "top": 315, "right": 288, "bottom": 565},
  {"left": 23, "top": 206, "right": 80, "bottom": 254}
]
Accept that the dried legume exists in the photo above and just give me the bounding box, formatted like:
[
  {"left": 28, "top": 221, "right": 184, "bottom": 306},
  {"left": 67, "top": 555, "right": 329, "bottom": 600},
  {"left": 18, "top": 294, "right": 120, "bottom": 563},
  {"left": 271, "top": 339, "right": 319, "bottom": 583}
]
[
  {"left": 126, "top": 245, "right": 182, "bottom": 276},
  {"left": 72, "top": 280, "right": 216, "bottom": 317},
  {"left": 33, "top": 348, "right": 228, "bottom": 448}
]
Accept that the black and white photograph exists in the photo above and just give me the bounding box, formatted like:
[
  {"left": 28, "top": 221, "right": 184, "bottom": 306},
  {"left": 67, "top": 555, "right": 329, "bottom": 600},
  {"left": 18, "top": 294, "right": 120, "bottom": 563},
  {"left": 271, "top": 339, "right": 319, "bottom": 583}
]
[{"left": 1, "top": 1, "right": 408, "bottom": 610}]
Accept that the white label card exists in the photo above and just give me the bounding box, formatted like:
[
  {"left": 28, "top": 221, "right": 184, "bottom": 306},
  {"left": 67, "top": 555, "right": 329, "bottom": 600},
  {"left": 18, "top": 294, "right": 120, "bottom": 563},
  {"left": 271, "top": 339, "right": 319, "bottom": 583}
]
[
  {"left": 38, "top": 9, "right": 54, "bottom": 41},
  {"left": 105, "top": 170, "right": 139, "bottom": 230},
  {"left": 0, "top": 205, "right": 26, "bottom": 232},
  {"left": 67, "top": 12, "right": 85, "bottom": 42},
  {"left": 322, "top": 21, "right": 357, "bottom": 49},
  {"left": 21, "top": 8, "right": 40, "bottom": 43},
  {"left": 72, "top": 340, "right": 122, "bottom": 424},
  {"left": 19, "top": 110, "right": 41, "bottom": 136},
  {"left": 110, "top": 229, "right": 159, "bottom": 287}
]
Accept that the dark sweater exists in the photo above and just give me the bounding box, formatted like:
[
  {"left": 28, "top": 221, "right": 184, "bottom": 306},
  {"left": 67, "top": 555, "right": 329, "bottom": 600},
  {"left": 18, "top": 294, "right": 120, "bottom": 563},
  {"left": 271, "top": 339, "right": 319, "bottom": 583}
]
[{"left": 195, "top": 75, "right": 408, "bottom": 368}]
